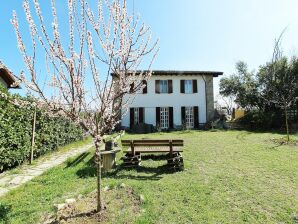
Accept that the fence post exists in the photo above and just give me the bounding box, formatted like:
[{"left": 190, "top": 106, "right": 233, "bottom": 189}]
[{"left": 30, "top": 108, "right": 37, "bottom": 164}]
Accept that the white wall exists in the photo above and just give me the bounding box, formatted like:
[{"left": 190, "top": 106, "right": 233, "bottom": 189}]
[{"left": 121, "top": 75, "right": 208, "bottom": 128}]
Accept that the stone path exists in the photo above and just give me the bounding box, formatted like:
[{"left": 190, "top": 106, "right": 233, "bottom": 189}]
[{"left": 0, "top": 142, "right": 93, "bottom": 198}]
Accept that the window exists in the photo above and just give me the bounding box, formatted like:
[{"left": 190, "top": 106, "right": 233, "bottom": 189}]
[
  {"left": 156, "top": 107, "right": 173, "bottom": 129},
  {"left": 130, "top": 80, "right": 147, "bottom": 94},
  {"left": 185, "top": 107, "right": 194, "bottom": 128},
  {"left": 181, "top": 106, "right": 198, "bottom": 129},
  {"left": 160, "top": 107, "right": 169, "bottom": 129},
  {"left": 181, "top": 80, "right": 197, "bottom": 94},
  {"left": 160, "top": 80, "right": 168, "bottom": 93},
  {"left": 134, "top": 108, "right": 140, "bottom": 125},
  {"left": 184, "top": 80, "right": 192, "bottom": 94},
  {"left": 130, "top": 107, "right": 144, "bottom": 128},
  {"left": 156, "top": 80, "right": 173, "bottom": 94},
  {"left": 142, "top": 80, "right": 147, "bottom": 94}
]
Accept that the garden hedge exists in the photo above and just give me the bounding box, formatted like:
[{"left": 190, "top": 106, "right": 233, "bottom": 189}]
[
  {"left": 236, "top": 109, "right": 283, "bottom": 130},
  {"left": 0, "top": 90, "right": 84, "bottom": 171}
]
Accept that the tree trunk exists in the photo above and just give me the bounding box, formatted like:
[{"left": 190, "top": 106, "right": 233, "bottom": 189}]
[
  {"left": 284, "top": 107, "right": 290, "bottom": 142},
  {"left": 94, "top": 136, "right": 102, "bottom": 212}
]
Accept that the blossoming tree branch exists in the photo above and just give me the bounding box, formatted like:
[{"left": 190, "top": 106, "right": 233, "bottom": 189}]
[{"left": 11, "top": 0, "right": 159, "bottom": 211}]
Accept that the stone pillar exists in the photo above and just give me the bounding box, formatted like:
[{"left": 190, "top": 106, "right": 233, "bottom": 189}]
[{"left": 204, "top": 75, "right": 214, "bottom": 122}]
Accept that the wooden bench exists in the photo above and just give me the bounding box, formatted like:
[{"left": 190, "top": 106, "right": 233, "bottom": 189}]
[
  {"left": 121, "top": 139, "right": 184, "bottom": 170},
  {"left": 121, "top": 139, "right": 183, "bottom": 155}
]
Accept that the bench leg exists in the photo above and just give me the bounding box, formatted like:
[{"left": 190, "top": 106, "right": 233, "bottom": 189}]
[
  {"left": 167, "top": 153, "right": 184, "bottom": 171},
  {"left": 121, "top": 153, "right": 141, "bottom": 168}
]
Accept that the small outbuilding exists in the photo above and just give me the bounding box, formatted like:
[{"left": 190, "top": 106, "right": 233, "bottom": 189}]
[{"left": 0, "top": 63, "right": 20, "bottom": 89}]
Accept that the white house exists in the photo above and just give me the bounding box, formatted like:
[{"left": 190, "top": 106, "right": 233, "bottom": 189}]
[{"left": 120, "top": 70, "right": 223, "bottom": 130}]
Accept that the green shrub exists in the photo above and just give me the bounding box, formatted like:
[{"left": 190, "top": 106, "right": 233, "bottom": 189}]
[
  {"left": 0, "top": 89, "right": 83, "bottom": 171},
  {"left": 236, "top": 110, "right": 283, "bottom": 129}
]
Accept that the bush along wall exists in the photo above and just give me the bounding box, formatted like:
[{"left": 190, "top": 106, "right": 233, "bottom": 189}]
[
  {"left": 235, "top": 109, "right": 283, "bottom": 130},
  {"left": 0, "top": 91, "right": 83, "bottom": 172}
]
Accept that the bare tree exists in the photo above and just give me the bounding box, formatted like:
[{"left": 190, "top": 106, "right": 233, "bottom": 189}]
[
  {"left": 219, "top": 95, "right": 236, "bottom": 116},
  {"left": 11, "top": 0, "right": 158, "bottom": 211}
]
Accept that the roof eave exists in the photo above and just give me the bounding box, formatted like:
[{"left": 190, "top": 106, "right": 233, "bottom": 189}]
[{"left": 111, "top": 70, "right": 224, "bottom": 77}]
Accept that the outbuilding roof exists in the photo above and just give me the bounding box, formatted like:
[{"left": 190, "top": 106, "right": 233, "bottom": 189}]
[{"left": 0, "top": 64, "right": 20, "bottom": 89}]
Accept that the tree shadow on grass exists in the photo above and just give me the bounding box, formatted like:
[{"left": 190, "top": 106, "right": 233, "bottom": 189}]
[
  {"left": 0, "top": 203, "right": 12, "bottom": 223},
  {"left": 76, "top": 154, "right": 177, "bottom": 181},
  {"left": 65, "top": 152, "right": 90, "bottom": 168},
  {"left": 104, "top": 163, "right": 176, "bottom": 181},
  {"left": 76, "top": 155, "right": 97, "bottom": 178}
]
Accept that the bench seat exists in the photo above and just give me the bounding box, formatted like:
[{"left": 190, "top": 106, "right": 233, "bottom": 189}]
[
  {"left": 121, "top": 139, "right": 184, "bottom": 155},
  {"left": 123, "top": 146, "right": 183, "bottom": 153}
]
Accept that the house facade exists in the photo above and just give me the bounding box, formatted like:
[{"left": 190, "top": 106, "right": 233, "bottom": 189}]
[{"left": 121, "top": 70, "right": 223, "bottom": 130}]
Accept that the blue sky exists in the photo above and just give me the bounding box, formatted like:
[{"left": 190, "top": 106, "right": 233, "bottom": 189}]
[{"left": 1, "top": 0, "right": 298, "bottom": 96}]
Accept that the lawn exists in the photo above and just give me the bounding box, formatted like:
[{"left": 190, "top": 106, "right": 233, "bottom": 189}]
[{"left": 0, "top": 130, "right": 298, "bottom": 223}]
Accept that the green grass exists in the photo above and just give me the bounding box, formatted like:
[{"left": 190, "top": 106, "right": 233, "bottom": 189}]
[{"left": 1, "top": 130, "right": 298, "bottom": 223}]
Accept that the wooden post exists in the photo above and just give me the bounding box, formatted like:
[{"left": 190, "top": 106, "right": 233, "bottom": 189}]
[
  {"left": 30, "top": 108, "right": 37, "bottom": 164},
  {"left": 102, "top": 152, "right": 117, "bottom": 171},
  {"left": 169, "top": 140, "right": 173, "bottom": 156},
  {"left": 131, "top": 140, "right": 135, "bottom": 156}
]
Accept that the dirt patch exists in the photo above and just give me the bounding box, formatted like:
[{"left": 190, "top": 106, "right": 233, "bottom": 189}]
[
  {"left": 43, "top": 186, "right": 141, "bottom": 224},
  {"left": 270, "top": 137, "right": 298, "bottom": 147}
]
